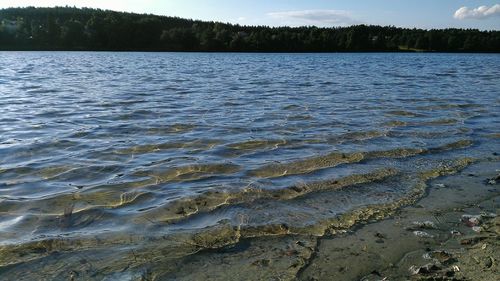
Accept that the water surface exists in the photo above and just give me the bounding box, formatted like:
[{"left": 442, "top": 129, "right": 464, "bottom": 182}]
[{"left": 0, "top": 52, "right": 499, "bottom": 279}]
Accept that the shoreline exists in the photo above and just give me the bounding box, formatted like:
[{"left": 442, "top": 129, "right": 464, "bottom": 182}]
[
  {"left": 1, "top": 49, "right": 500, "bottom": 54},
  {"left": 0, "top": 159, "right": 497, "bottom": 280},
  {"left": 299, "top": 160, "right": 499, "bottom": 281},
  {"left": 151, "top": 159, "right": 499, "bottom": 280}
]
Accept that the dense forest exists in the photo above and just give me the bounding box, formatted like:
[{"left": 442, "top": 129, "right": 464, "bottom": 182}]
[{"left": 1, "top": 7, "right": 499, "bottom": 52}]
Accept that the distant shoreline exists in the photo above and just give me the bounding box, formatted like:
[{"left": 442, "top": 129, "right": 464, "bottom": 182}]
[
  {"left": 1, "top": 49, "right": 499, "bottom": 54},
  {"left": 1, "top": 7, "right": 499, "bottom": 53}
]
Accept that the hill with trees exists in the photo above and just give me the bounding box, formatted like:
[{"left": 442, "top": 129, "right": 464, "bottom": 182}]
[{"left": 1, "top": 7, "right": 499, "bottom": 52}]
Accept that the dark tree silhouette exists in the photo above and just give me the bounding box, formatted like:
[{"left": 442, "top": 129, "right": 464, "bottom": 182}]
[{"left": 1, "top": 7, "right": 499, "bottom": 52}]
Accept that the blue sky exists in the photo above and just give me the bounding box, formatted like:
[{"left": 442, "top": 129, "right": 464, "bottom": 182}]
[{"left": 1, "top": 0, "right": 499, "bottom": 30}]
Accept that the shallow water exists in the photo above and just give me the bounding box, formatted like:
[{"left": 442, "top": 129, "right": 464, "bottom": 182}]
[{"left": 0, "top": 52, "right": 499, "bottom": 279}]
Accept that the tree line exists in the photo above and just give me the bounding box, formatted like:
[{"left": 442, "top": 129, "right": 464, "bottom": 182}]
[{"left": 1, "top": 7, "right": 499, "bottom": 52}]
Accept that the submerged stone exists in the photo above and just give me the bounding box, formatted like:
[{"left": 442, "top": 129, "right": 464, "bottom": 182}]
[{"left": 413, "top": 231, "right": 434, "bottom": 238}]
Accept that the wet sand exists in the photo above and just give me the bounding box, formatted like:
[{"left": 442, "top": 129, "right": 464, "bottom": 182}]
[
  {"left": 1, "top": 158, "right": 497, "bottom": 280},
  {"left": 157, "top": 159, "right": 499, "bottom": 281},
  {"left": 299, "top": 160, "right": 499, "bottom": 281}
]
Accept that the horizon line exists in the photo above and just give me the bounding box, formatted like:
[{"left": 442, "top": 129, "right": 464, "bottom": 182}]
[{"left": 1, "top": 6, "right": 499, "bottom": 32}]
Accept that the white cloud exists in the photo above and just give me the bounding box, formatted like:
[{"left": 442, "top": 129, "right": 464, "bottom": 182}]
[
  {"left": 454, "top": 4, "right": 500, "bottom": 20},
  {"left": 267, "top": 10, "right": 358, "bottom": 27}
]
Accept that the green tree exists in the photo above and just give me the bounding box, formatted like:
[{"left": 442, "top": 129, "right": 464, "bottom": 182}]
[
  {"left": 61, "top": 19, "right": 84, "bottom": 48},
  {"left": 0, "top": 7, "right": 499, "bottom": 52}
]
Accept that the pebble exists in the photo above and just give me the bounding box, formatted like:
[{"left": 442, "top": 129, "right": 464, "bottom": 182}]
[
  {"left": 405, "top": 221, "right": 437, "bottom": 231},
  {"left": 461, "top": 213, "right": 496, "bottom": 227},
  {"left": 485, "top": 174, "right": 499, "bottom": 185},
  {"left": 251, "top": 259, "right": 271, "bottom": 267},
  {"left": 409, "top": 263, "right": 440, "bottom": 275},
  {"left": 480, "top": 212, "right": 496, "bottom": 219},
  {"left": 295, "top": 241, "right": 306, "bottom": 247},
  {"left": 413, "top": 231, "right": 434, "bottom": 238},
  {"left": 484, "top": 256, "right": 494, "bottom": 268},
  {"left": 424, "top": 250, "right": 454, "bottom": 264},
  {"left": 414, "top": 221, "right": 436, "bottom": 229},
  {"left": 461, "top": 214, "right": 482, "bottom": 227},
  {"left": 472, "top": 226, "right": 482, "bottom": 233}
]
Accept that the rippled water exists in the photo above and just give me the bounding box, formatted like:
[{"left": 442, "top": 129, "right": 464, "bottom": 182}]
[{"left": 0, "top": 52, "right": 499, "bottom": 279}]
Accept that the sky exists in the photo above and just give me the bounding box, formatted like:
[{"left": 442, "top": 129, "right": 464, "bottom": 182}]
[{"left": 0, "top": 0, "right": 499, "bottom": 30}]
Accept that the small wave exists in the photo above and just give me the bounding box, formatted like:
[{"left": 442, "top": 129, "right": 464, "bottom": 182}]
[
  {"left": 421, "top": 118, "right": 459, "bottom": 126},
  {"left": 115, "top": 139, "right": 220, "bottom": 155},
  {"left": 382, "top": 120, "right": 408, "bottom": 127},
  {"left": 247, "top": 139, "right": 472, "bottom": 179},
  {"left": 136, "top": 168, "right": 398, "bottom": 224},
  {"left": 133, "top": 163, "right": 241, "bottom": 184},
  {"left": 385, "top": 110, "right": 425, "bottom": 117},
  {"left": 145, "top": 124, "right": 197, "bottom": 135}
]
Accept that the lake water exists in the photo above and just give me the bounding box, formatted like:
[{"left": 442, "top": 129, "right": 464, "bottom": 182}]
[{"left": 0, "top": 52, "right": 499, "bottom": 279}]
